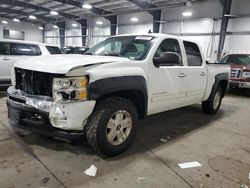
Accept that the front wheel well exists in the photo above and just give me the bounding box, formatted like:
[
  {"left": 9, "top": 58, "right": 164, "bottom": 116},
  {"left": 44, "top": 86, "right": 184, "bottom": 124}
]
[{"left": 96, "top": 90, "right": 147, "bottom": 119}]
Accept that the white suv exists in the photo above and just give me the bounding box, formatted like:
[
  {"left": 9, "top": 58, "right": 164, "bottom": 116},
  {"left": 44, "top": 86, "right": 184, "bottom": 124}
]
[{"left": 0, "top": 39, "right": 62, "bottom": 87}]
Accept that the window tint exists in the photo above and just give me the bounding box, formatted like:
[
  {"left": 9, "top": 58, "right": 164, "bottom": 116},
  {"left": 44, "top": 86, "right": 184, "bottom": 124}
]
[
  {"left": 46, "top": 46, "right": 62, "bottom": 55},
  {"left": 11, "top": 43, "right": 41, "bottom": 56},
  {"left": 154, "top": 39, "right": 182, "bottom": 65},
  {"left": 0, "top": 42, "right": 10, "bottom": 55},
  {"left": 87, "top": 36, "right": 154, "bottom": 60},
  {"left": 184, "top": 41, "right": 203, "bottom": 66}
]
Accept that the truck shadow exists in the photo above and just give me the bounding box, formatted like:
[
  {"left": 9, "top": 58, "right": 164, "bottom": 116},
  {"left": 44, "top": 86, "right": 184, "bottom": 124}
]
[
  {"left": 17, "top": 102, "right": 237, "bottom": 160},
  {"left": 226, "top": 89, "right": 250, "bottom": 97}
]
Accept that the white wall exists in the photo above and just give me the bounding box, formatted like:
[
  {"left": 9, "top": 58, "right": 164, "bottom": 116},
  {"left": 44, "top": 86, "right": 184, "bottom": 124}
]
[
  {"left": 118, "top": 12, "right": 153, "bottom": 34},
  {"left": 87, "top": 17, "right": 110, "bottom": 47},
  {"left": 0, "top": 17, "right": 43, "bottom": 42},
  {"left": 161, "top": 0, "right": 223, "bottom": 21},
  {"left": 65, "top": 21, "right": 82, "bottom": 47},
  {"left": 222, "top": 0, "right": 250, "bottom": 53},
  {"left": 161, "top": 18, "right": 221, "bottom": 61}
]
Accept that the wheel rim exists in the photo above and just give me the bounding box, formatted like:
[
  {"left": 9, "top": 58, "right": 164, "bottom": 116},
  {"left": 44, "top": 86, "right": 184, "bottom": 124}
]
[
  {"left": 106, "top": 110, "right": 132, "bottom": 146},
  {"left": 213, "top": 91, "right": 221, "bottom": 109}
]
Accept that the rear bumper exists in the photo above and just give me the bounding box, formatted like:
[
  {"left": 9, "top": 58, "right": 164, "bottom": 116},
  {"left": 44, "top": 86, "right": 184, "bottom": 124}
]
[
  {"left": 7, "top": 98, "right": 84, "bottom": 140},
  {"left": 229, "top": 81, "right": 250, "bottom": 89}
]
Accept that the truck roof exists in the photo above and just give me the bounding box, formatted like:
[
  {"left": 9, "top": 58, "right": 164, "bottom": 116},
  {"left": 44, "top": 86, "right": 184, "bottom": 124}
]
[
  {"left": 109, "top": 33, "right": 196, "bottom": 43},
  {"left": 0, "top": 39, "right": 59, "bottom": 47}
]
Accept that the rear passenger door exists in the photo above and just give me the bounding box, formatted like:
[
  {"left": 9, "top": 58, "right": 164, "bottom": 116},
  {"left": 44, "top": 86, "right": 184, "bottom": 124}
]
[
  {"left": 0, "top": 42, "right": 12, "bottom": 81},
  {"left": 184, "top": 41, "right": 207, "bottom": 103}
]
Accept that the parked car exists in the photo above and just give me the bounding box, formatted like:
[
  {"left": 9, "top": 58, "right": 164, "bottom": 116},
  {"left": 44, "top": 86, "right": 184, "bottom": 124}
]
[
  {"left": 61, "top": 46, "right": 74, "bottom": 54},
  {"left": 68, "top": 47, "right": 90, "bottom": 54},
  {"left": 7, "top": 34, "right": 230, "bottom": 156},
  {"left": 218, "top": 54, "right": 250, "bottom": 89},
  {"left": 0, "top": 39, "right": 62, "bottom": 87}
]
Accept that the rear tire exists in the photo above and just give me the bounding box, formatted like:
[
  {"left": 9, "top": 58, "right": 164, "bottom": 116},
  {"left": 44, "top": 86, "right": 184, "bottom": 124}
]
[
  {"left": 202, "top": 87, "right": 223, "bottom": 114},
  {"left": 85, "top": 97, "right": 138, "bottom": 156}
]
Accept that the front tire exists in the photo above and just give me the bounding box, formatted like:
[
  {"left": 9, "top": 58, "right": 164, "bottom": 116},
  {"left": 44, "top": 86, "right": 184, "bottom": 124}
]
[
  {"left": 85, "top": 97, "right": 138, "bottom": 156},
  {"left": 202, "top": 87, "right": 223, "bottom": 114}
]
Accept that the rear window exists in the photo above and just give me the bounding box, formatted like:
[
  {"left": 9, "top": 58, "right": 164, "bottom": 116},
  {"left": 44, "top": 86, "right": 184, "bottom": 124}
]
[
  {"left": 184, "top": 41, "right": 203, "bottom": 66},
  {"left": 11, "top": 43, "right": 41, "bottom": 56},
  {"left": 46, "top": 46, "right": 62, "bottom": 55}
]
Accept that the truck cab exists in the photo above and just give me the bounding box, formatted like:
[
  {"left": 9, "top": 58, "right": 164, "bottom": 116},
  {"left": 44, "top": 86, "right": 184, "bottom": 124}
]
[{"left": 7, "top": 34, "right": 230, "bottom": 156}]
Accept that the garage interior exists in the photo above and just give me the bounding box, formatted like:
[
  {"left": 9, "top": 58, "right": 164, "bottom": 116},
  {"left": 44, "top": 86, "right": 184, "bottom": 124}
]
[{"left": 0, "top": 0, "right": 250, "bottom": 188}]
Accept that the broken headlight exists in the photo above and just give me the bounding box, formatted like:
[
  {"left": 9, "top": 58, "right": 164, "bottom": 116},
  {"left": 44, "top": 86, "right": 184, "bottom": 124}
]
[{"left": 52, "top": 77, "right": 88, "bottom": 102}]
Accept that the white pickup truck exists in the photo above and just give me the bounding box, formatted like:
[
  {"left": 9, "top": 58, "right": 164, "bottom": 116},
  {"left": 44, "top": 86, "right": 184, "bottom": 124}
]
[{"left": 7, "top": 34, "right": 230, "bottom": 156}]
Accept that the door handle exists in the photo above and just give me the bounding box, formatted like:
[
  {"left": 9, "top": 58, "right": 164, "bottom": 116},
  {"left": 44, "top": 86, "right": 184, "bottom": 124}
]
[
  {"left": 3, "top": 57, "right": 11, "bottom": 61},
  {"left": 178, "top": 73, "right": 187, "bottom": 78},
  {"left": 200, "top": 72, "right": 206, "bottom": 76}
]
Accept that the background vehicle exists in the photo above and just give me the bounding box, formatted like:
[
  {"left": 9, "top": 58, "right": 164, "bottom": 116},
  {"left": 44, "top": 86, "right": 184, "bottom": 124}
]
[
  {"left": 218, "top": 54, "right": 250, "bottom": 89},
  {"left": 62, "top": 46, "right": 90, "bottom": 54},
  {"left": 0, "top": 39, "right": 62, "bottom": 87},
  {"left": 68, "top": 47, "right": 90, "bottom": 54},
  {"left": 61, "top": 46, "right": 73, "bottom": 54},
  {"left": 7, "top": 34, "right": 230, "bottom": 156}
]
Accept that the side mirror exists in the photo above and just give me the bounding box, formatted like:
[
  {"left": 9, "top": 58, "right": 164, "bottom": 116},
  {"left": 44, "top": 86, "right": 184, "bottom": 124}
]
[{"left": 153, "top": 52, "right": 181, "bottom": 67}]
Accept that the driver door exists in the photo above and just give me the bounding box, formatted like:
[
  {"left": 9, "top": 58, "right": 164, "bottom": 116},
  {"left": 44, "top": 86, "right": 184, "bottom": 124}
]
[{"left": 148, "top": 38, "right": 188, "bottom": 115}]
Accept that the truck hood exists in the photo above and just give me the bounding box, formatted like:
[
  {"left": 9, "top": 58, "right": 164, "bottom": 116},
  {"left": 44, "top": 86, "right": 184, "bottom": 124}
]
[
  {"left": 230, "top": 64, "right": 250, "bottom": 70},
  {"left": 14, "top": 55, "right": 130, "bottom": 74}
]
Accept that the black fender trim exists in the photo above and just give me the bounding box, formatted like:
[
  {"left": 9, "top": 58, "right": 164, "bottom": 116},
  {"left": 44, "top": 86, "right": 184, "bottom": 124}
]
[
  {"left": 88, "top": 76, "right": 148, "bottom": 118},
  {"left": 209, "top": 73, "right": 229, "bottom": 100}
]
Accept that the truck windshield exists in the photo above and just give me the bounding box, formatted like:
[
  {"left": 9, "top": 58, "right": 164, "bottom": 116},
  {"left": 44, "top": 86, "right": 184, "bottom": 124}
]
[
  {"left": 85, "top": 36, "right": 155, "bottom": 60},
  {"left": 219, "top": 54, "right": 250, "bottom": 66}
]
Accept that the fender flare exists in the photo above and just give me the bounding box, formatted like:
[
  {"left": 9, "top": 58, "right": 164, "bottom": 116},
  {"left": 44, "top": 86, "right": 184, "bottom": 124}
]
[
  {"left": 209, "top": 73, "right": 229, "bottom": 100},
  {"left": 87, "top": 76, "right": 148, "bottom": 117}
]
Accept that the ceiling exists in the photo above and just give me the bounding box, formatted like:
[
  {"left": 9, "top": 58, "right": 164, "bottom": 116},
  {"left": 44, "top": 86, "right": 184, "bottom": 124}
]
[{"left": 0, "top": 0, "right": 214, "bottom": 25}]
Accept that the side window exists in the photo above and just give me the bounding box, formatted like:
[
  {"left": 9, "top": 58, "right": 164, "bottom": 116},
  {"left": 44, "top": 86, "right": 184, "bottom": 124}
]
[
  {"left": 154, "top": 39, "right": 182, "bottom": 65},
  {"left": 46, "top": 46, "right": 62, "bottom": 55},
  {"left": 0, "top": 42, "right": 10, "bottom": 55},
  {"left": 11, "top": 43, "right": 41, "bottom": 56},
  {"left": 184, "top": 41, "right": 203, "bottom": 66}
]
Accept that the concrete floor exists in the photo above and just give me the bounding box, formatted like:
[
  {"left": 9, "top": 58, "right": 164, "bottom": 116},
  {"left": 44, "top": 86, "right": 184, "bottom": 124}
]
[{"left": 0, "top": 92, "right": 249, "bottom": 188}]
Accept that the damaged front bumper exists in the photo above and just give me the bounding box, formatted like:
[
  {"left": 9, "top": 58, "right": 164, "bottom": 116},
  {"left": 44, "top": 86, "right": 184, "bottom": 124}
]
[{"left": 7, "top": 86, "right": 96, "bottom": 139}]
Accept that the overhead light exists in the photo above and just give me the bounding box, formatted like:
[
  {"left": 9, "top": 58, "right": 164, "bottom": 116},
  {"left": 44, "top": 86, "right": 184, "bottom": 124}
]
[
  {"left": 224, "top": 14, "right": 239, "bottom": 18},
  {"left": 2, "top": 20, "right": 8, "bottom": 24},
  {"left": 96, "top": 21, "right": 103, "bottom": 25},
  {"left": 72, "top": 23, "right": 78, "bottom": 27},
  {"left": 182, "top": 11, "right": 192, "bottom": 17},
  {"left": 50, "top": 10, "right": 59, "bottom": 16},
  {"left": 13, "top": 18, "right": 20, "bottom": 22},
  {"left": 38, "top": 26, "right": 44, "bottom": 30},
  {"left": 53, "top": 25, "right": 58, "bottom": 29},
  {"left": 82, "top": 3, "right": 92, "bottom": 9},
  {"left": 29, "top": 15, "right": 36, "bottom": 20},
  {"left": 130, "top": 17, "right": 139, "bottom": 22}
]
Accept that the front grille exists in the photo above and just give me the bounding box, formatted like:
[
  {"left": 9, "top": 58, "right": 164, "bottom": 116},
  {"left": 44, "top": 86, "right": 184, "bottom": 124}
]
[
  {"left": 230, "top": 68, "right": 242, "bottom": 79},
  {"left": 15, "top": 68, "right": 63, "bottom": 97}
]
